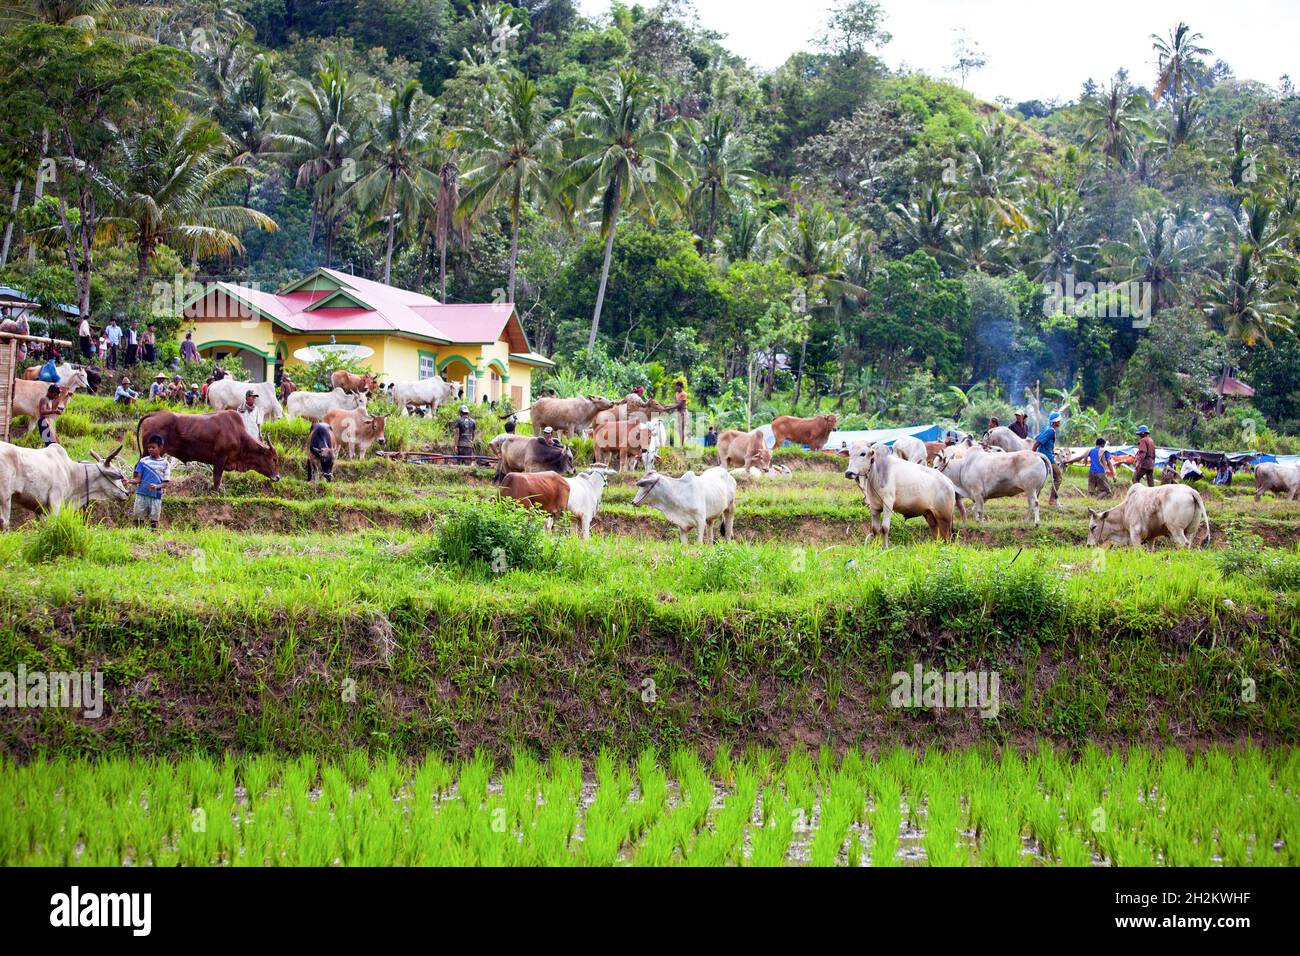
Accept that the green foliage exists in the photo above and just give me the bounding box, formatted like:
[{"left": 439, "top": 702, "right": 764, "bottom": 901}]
[
  {"left": 22, "top": 508, "right": 93, "bottom": 564},
  {"left": 429, "top": 497, "right": 553, "bottom": 575}
]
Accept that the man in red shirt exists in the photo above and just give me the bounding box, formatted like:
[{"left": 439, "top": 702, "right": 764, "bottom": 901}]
[{"left": 1133, "top": 424, "right": 1156, "bottom": 487}]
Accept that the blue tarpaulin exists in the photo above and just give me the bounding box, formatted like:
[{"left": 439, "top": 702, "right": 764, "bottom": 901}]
[{"left": 756, "top": 422, "right": 952, "bottom": 452}]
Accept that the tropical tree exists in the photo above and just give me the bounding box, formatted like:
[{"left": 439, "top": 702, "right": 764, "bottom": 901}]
[
  {"left": 1204, "top": 253, "right": 1291, "bottom": 346},
  {"left": 684, "top": 112, "right": 758, "bottom": 249},
  {"left": 564, "top": 67, "right": 688, "bottom": 350},
  {"left": 892, "top": 183, "right": 956, "bottom": 269},
  {"left": 1151, "top": 23, "right": 1210, "bottom": 128},
  {"left": 1106, "top": 209, "right": 1204, "bottom": 316},
  {"left": 1025, "top": 184, "right": 1095, "bottom": 286},
  {"left": 102, "top": 112, "right": 277, "bottom": 287},
  {"left": 954, "top": 118, "right": 1029, "bottom": 230},
  {"left": 458, "top": 72, "right": 564, "bottom": 303},
  {"left": 331, "top": 80, "right": 438, "bottom": 284},
  {"left": 272, "top": 54, "right": 370, "bottom": 265},
  {"left": 1079, "top": 75, "right": 1152, "bottom": 169}
]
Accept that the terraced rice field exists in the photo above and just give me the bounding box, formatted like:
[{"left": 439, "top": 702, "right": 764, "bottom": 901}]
[
  {"left": 3, "top": 746, "right": 1295, "bottom": 866},
  {"left": 3, "top": 393, "right": 1298, "bottom": 867}
]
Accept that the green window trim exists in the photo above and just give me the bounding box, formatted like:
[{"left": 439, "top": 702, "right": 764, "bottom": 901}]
[
  {"left": 437, "top": 353, "right": 480, "bottom": 375},
  {"left": 197, "top": 339, "right": 270, "bottom": 359}
]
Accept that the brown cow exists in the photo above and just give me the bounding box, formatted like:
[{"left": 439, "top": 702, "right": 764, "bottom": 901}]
[
  {"left": 490, "top": 433, "right": 576, "bottom": 479},
  {"left": 136, "top": 410, "right": 280, "bottom": 492},
  {"left": 322, "top": 407, "right": 386, "bottom": 458},
  {"left": 528, "top": 395, "right": 617, "bottom": 437},
  {"left": 498, "top": 471, "right": 571, "bottom": 530},
  {"left": 716, "top": 428, "right": 772, "bottom": 470},
  {"left": 770, "top": 414, "right": 838, "bottom": 452},
  {"left": 330, "top": 370, "right": 377, "bottom": 394},
  {"left": 591, "top": 398, "right": 669, "bottom": 468}
]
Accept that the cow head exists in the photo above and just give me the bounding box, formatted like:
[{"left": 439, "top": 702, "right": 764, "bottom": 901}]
[
  {"left": 587, "top": 395, "right": 617, "bottom": 413},
  {"left": 362, "top": 374, "right": 378, "bottom": 393},
  {"left": 62, "top": 367, "right": 89, "bottom": 391},
  {"left": 558, "top": 444, "right": 576, "bottom": 476},
  {"left": 86, "top": 445, "right": 130, "bottom": 503},
  {"left": 1086, "top": 507, "right": 1123, "bottom": 547},
  {"left": 820, "top": 413, "right": 839, "bottom": 429},
  {"left": 844, "top": 441, "right": 876, "bottom": 481},
  {"left": 368, "top": 415, "right": 386, "bottom": 446},
  {"left": 751, "top": 440, "right": 773, "bottom": 471},
  {"left": 253, "top": 440, "right": 282, "bottom": 482},
  {"left": 632, "top": 472, "right": 662, "bottom": 506}
]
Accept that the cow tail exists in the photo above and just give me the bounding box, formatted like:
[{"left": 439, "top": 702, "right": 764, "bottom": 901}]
[
  {"left": 1199, "top": 495, "right": 1212, "bottom": 548},
  {"left": 135, "top": 415, "right": 147, "bottom": 454}
]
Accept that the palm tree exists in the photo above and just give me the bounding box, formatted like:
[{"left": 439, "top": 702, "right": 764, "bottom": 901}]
[
  {"left": 565, "top": 67, "right": 687, "bottom": 350},
  {"left": 955, "top": 118, "right": 1029, "bottom": 230},
  {"left": 892, "top": 184, "right": 956, "bottom": 269},
  {"left": 950, "top": 198, "right": 1009, "bottom": 273},
  {"left": 102, "top": 113, "right": 277, "bottom": 287},
  {"left": 1079, "top": 76, "right": 1152, "bottom": 169},
  {"left": 272, "top": 55, "right": 369, "bottom": 266},
  {"left": 331, "top": 80, "right": 438, "bottom": 285},
  {"left": 722, "top": 202, "right": 761, "bottom": 264},
  {"left": 1205, "top": 253, "right": 1291, "bottom": 346},
  {"left": 1026, "top": 184, "right": 1095, "bottom": 286},
  {"left": 1151, "top": 23, "right": 1210, "bottom": 126},
  {"left": 1106, "top": 210, "right": 1204, "bottom": 315},
  {"left": 433, "top": 141, "right": 468, "bottom": 302},
  {"left": 684, "top": 112, "right": 758, "bottom": 249},
  {"left": 760, "top": 202, "right": 866, "bottom": 404},
  {"left": 457, "top": 72, "right": 563, "bottom": 303}
]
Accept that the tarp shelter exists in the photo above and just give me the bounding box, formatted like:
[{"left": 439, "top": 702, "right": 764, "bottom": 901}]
[{"left": 754, "top": 422, "right": 953, "bottom": 451}]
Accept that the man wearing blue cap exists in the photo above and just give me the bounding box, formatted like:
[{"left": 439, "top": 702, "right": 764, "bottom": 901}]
[
  {"left": 1133, "top": 424, "right": 1156, "bottom": 487},
  {"left": 1032, "top": 411, "right": 1063, "bottom": 506}
]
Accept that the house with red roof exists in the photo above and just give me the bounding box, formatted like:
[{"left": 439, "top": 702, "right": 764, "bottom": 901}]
[{"left": 179, "top": 267, "right": 552, "bottom": 407}]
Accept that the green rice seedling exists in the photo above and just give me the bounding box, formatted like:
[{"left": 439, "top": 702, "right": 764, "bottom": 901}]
[
  {"left": 749, "top": 783, "right": 796, "bottom": 867},
  {"left": 22, "top": 507, "right": 94, "bottom": 563},
  {"left": 634, "top": 750, "right": 712, "bottom": 866},
  {"left": 687, "top": 764, "right": 758, "bottom": 867},
  {"left": 809, "top": 765, "right": 865, "bottom": 867}
]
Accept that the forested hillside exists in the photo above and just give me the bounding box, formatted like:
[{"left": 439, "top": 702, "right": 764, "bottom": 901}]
[{"left": 2, "top": 0, "right": 1298, "bottom": 447}]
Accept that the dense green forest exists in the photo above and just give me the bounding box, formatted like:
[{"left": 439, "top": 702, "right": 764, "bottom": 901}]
[{"left": 1, "top": 1, "right": 1298, "bottom": 447}]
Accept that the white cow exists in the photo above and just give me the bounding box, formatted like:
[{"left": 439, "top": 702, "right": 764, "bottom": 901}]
[
  {"left": 936, "top": 445, "right": 1052, "bottom": 525},
  {"left": 564, "top": 468, "right": 613, "bottom": 539},
  {"left": 983, "top": 426, "right": 1031, "bottom": 452},
  {"left": 1254, "top": 462, "right": 1300, "bottom": 501},
  {"left": 844, "top": 441, "right": 956, "bottom": 547},
  {"left": 286, "top": 387, "right": 367, "bottom": 422},
  {"left": 1087, "top": 483, "right": 1210, "bottom": 549},
  {"left": 891, "top": 435, "right": 928, "bottom": 464},
  {"left": 0, "top": 442, "right": 129, "bottom": 531},
  {"left": 633, "top": 466, "right": 737, "bottom": 544},
  {"left": 386, "top": 377, "right": 457, "bottom": 416},
  {"left": 636, "top": 418, "right": 667, "bottom": 472},
  {"left": 207, "top": 379, "right": 284, "bottom": 420},
  {"left": 25, "top": 363, "right": 90, "bottom": 392}
]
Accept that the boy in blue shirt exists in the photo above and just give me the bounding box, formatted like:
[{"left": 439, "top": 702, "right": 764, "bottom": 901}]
[
  {"left": 1031, "top": 411, "right": 1063, "bottom": 506},
  {"left": 1066, "top": 436, "right": 1116, "bottom": 498},
  {"left": 130, "top": 435, "right": 170, "bottom": 529}
]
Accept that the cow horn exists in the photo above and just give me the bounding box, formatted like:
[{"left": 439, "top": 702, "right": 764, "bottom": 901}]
[
  {"left": 104, "top": 444, "right": 122, "bottom": 467},
  {"left": 89, "top": 449, "right": 103, "bottom": 463}
]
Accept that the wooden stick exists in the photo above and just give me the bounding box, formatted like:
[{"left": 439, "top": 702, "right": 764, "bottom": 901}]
[{"left": 0, "top": 332, "right": 73, "bottom": 346}]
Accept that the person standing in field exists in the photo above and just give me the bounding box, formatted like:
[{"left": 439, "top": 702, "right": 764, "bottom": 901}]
[
  {"left": 77, "top": 315, "right": 92, "bottom": 359},
  {"left": 104, "top": 319, "right": 121, "bottom": 369},
  {"left": 1009, "top": 410, "right": 1030, "bottom": 440},
  {"left": 1032, "top": 411, "right": 1063, "bottom": 506},
  {"left": 1133, "top": 424, "right": 1156, "bottom": 487},
  {"left": 36, "top": 385, "right": 63, "bottom": 446},
  {"left": 453, "top": 404, "right": 476, "bottom": 463},
  {"left": 1065, "top": 437, "right": 1116, "bottom": 498},
  {"left": 181, "top": 331, "right": 200, "bottom": 364},
  {"left": 237, "top": 389, "right": 263, "bottom": 441},
  {"left": 142, "top": 324, "right": 157, "bottom": 364},
  {"left": 130, "top": 435, "right": 170, "bottom": 530},
  {"left": 125, "top": 322, "right": 139, "bottom": 366},
  {"left": 673, "top": 378, "right": 688, "bottom": 447}
]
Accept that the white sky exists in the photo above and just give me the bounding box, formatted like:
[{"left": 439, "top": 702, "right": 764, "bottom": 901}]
[{"left": 576, "top": 0, "right": 1299, "bottom": 103}]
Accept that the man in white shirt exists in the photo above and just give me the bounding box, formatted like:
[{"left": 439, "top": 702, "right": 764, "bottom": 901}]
[
  {"left": 77, "top": 317, "right": 92, "bottom": 359},
  {"left": 104, "top": 319, "right": 122, "bottom": 368},
  {"left": 237, "top": 389, "right": 264, "bottom": 441}
]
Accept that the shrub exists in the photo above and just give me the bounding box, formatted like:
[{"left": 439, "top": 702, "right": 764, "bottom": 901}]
[
  {"left": 429, "top": 497, "right": 553, "bottom": 574},
  {"left": 23, "top": 508, "right": 93, "bottom": 563}
]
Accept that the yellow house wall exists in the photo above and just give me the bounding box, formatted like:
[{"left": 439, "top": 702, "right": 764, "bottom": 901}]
[{"left": 179, "top": 316, "right": 538, "bottom": 407}]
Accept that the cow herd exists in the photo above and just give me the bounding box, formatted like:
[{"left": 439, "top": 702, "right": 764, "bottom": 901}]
[{"left": 3, "top": 368, "right": 1298, "bottom": 550}]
